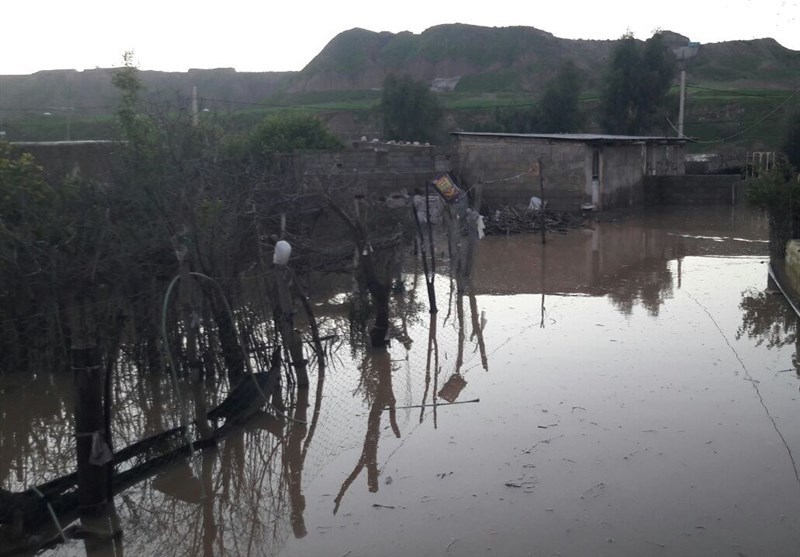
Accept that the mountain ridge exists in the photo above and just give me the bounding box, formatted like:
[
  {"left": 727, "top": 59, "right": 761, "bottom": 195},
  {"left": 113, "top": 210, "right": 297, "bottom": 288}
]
[
  {"left": 286, "top": 25, "right": 800, "bottom": 94},
  {"left": 2, "top": 23, "right": 798, "bottom": 112},
  {"left": 1, "top": 23, "right": 798, "bottom": 148}
]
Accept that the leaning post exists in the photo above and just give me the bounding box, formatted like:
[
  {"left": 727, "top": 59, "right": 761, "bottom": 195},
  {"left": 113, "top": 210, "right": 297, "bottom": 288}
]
[{"left": 273, "top": 240, "right": 309, "bottom": 388}]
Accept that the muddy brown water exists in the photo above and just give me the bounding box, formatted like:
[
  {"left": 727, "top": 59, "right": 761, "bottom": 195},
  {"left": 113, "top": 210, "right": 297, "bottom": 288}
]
[{"left": 3, "top": 206, "right": 800, "bottom": 556}]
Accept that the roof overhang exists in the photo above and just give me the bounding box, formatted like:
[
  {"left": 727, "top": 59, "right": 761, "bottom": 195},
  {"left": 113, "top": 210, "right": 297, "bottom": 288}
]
[{"left": 451, "top": 132, "right": 686, "bottom": 146}]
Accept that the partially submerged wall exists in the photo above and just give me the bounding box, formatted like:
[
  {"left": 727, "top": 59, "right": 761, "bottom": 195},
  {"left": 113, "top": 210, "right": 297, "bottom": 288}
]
[
  {"left": 600, "top": 144, "right": 645, "bottom": 209},
  {"left": 452, "top": 135, "right": 586, "bottom": 211},
  {"left": 452, "top": 135, "right": 685, "bottom": 212},
  {"left": 644, "top": 175, "right": 744, "bottom": 205}
]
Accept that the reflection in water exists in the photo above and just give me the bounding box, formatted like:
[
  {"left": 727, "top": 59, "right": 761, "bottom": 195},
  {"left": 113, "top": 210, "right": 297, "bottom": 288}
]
[
  {"left": 473, "top": 207, "right": 767, "bottom": 316},
  {"left": 738, "top": 288, "right": 797, "bottom": 350},
  {"left": 334, "top": 347, "right": 399, "bottom": 514},
  {"left": 738, "top": 285, "right": 800, "bottom": 376},
  {"left": 284, "top": 387, "right": 309, "bottom": 538}
]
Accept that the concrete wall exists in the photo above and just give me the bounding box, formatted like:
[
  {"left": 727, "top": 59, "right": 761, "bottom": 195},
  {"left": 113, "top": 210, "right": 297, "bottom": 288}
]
[
  {"left": 15, "top": 139, "right": 722, "bottom": 214},
  {"left": 644, "top": 175, "right": 745, "bottom": 205},
  {"left": 785, "top": 240, "right": 800, "bottom": 296},
  {"left": 286, "top": 141, "right": 450, "bottom": 198},
  {"left": 453, "top": 136, "right": 684, "bottom": 211},
  {"left": 600, "top": 144, "right": 645, "bottom": 209},
  {"left": 452, "top": 135, "right": 587, "bottom": 211},
  {"left": 12, "top": 140, "right": 448, "bottom": 200}
]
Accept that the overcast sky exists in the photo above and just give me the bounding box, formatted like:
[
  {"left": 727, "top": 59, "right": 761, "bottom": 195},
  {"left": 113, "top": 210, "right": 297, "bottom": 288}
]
[{"left": 2, "top": 0, "right": 798, "bottom": 75}]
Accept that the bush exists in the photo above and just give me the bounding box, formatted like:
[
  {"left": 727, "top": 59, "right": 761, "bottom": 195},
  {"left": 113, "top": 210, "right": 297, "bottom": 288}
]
[
  {"left": 783, "top": 110, "right": 800, "bottom": 170},
  {"left": 239, "top": 112, "right": 343, "bottom": 158},
  {"left": 747, "top": 166, "right": 800, "bottom": 259}
]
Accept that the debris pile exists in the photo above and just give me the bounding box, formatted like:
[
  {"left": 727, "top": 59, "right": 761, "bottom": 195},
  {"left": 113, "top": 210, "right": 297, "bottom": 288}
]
[{"left": 483, "top": 207, "right": 588, "bottom": 235}]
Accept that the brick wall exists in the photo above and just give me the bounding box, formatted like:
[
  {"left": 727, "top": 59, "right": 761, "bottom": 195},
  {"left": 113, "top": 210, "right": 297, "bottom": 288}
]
[
  {"left": 281, "top": 142, "right": 450, "bottom": 198},
  {"left": 16, "top": 139, "right": 733, "bottom": 213},
  {"left": 12, "top": 140, "right": 448, "bottom": 200}
]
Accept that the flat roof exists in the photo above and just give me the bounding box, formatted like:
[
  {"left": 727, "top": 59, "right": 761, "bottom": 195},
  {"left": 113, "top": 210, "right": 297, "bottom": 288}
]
[
  {"left": 10, "top": 140, "right": 118, "bottom": 146},
  {"left": 451, "top": 132, "right": 686, "bottom": 144}
]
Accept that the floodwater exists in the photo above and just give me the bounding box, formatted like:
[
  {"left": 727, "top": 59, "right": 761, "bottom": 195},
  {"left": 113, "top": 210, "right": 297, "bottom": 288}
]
[{"left": 3, "top": 205, "right": 800, "bottom": 557}]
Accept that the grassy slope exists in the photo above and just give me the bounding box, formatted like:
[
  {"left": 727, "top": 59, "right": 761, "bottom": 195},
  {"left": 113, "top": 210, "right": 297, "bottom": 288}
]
[{"left": 2, "top": 26, "right": 798, "bottom": 151}]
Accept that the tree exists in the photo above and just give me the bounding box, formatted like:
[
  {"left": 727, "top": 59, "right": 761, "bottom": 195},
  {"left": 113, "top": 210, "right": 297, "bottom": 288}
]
[
  {"left": 783, "top": 110, "right": 800, "bottom": 170},
  {"left": 381, "top": 74, "right": 442, "bottom": 143},
  {"left": 537, "top": 60, "right": 584, "bottom": 133},
  {"left": 601, "top": 32, "right": 676, "bottom": 135},
  {"left": 242, "top": 112, "right": 343, "bottom": 156},
  {"left": 474, "top": 104, "right": 538, "bottom": 134},
  {"left": 747, "top": 165, "right": 800, "bottom": 259},
  {"left": 639, "top": 32, "right": 677, "bottom": 132}
]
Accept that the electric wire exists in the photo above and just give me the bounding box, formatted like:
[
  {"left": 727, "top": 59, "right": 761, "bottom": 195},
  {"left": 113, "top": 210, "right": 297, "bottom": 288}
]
[
  {"left": 669, "top": 88, "right": 799, "bottom": 144},
  {"left": 687, "top": 290, "right": 800, "bottom": 491}
]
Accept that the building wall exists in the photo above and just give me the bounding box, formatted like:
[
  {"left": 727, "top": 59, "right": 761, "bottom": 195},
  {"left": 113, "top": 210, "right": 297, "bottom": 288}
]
[
  {"left": 12, "top": 140, "right": 447, "bottom": 200},
  {"left": 284, "top": 142, "right": 449, "bottom": 198},
  {"left": 647, "top": 143, "right": 684, "bottom": 176},
  {"left": 454, "top": 136, "right": 685, "bottom": 211},
  {"left": 452, "top": 136, "right": 587, "bottom": 211},
  {"left": 599, "top": 144, "right": 646, "bottom": 209},
  {"left": 13, "top": 139, "right": 693, "bottom": 212}
]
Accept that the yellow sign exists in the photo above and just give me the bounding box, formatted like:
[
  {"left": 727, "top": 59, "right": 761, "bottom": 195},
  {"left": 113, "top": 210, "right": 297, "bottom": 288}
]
[{"left": 430, "top": 173, "right": 462, "bottom": 203}]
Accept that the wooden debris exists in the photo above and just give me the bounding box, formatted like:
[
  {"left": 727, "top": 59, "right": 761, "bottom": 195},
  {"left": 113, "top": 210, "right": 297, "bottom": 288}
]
[{"left": 483, "top": 207, "right": 587, "bottom": 236}]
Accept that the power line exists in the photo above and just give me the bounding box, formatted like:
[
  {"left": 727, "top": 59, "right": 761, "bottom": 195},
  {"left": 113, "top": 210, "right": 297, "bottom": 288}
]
[
  {"left": 1, "top": 105, "right": 116, "bottom": 112},
  {"left": 685, "top": 84, "right": 794, "bottom": 98},
  {"left": 670, "top": 88, "right": 800, "bottom": 144}
]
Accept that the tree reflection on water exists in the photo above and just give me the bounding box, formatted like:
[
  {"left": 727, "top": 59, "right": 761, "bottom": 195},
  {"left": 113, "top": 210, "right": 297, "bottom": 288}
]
[{"left": 737, "top": 288, "right": 797, "bottom": 350}]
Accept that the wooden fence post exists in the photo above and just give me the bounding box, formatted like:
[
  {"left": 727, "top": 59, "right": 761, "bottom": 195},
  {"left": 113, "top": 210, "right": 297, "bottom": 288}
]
[
  {"left": 70, "top": 302, "right": 111, "bottom": 518},
  {"left": 274, "top": 242, "right": 308, "bottom": 388}
]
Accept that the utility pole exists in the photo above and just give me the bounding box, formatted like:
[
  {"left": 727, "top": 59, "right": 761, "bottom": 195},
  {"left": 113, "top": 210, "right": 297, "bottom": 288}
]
[
  {"left": 192, "top": 85, "right": 199, "bottom": 127},
  {"left": 678, "top": 70, "right": 686, "bottom": 138}
]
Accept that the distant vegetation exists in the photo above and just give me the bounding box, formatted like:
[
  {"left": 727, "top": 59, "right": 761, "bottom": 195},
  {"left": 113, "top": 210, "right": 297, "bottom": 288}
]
[
  {"left": 1, "top": 24, "right": 799, "bottom": 155},
  {"left": 230, "top": 112, "right": 344, "bottom": 159},
  {"left": 380, "top": 74, "right": 442, "bottom": 143},
  {"left": 600, "top": 32, "right": 676, "bottom": 135}
]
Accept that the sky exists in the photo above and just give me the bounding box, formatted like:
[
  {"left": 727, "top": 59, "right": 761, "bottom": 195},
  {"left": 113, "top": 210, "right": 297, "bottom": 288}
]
[{"left": 1, "top": 0, "right": 798, "bottom": 75}]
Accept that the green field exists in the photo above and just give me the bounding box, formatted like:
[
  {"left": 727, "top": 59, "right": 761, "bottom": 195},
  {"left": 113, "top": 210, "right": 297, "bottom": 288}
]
[{"left": 2, "top": 85, "right": 796, "bottom": 156}]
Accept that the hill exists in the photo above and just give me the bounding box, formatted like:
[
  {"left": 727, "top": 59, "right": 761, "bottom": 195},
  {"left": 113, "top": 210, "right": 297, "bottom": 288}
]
[
  {"left": 289, "top": 24, "right": 613, "bottom": 94},
  {"left": 288, "top": 25, "right": 800, "bottom": 94},
  {"left": 1, "top": 24, "right": 798, "bottom": 150},
  {"left": 0, "top": 67, "right": 292, "bottom": 139}
]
